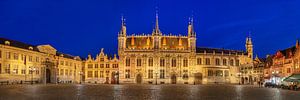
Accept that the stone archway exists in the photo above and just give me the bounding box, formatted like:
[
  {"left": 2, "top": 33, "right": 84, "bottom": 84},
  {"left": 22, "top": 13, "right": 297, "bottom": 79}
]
[
  {"left": 136, "top": 74, "right": 142, "bottom": 84},
  {"left": 171, "top": 74, "right": 177, "bottom": 84},
  {"left": 46, "top": 69, "right": 51, "bottom": 83}
]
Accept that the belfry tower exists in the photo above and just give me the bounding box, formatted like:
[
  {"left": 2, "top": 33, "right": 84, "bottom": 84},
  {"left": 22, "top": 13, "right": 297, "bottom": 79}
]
[{"left": 245, "top": 34, "right": 253, "bottom": 59}]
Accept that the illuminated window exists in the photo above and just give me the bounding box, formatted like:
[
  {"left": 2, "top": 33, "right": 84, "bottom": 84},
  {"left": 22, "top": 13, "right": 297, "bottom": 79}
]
[
  {"left": 148, "top": 70, "right": 153, "bottom": 79},
  {"left": 160, "top": 69, "right": 165, "bottom": 79},
  {"left": 0, "top": 50, "right": 2, "bottom": 58},
  {"left": 95, "top": 64, "right": 98, "bottom": 68},
  {"left": 235, "top": 60, "right": 240, "bottom": 66},
  {"left": 160, "top": 58, "right": 165, "bottom": 67},
  {"left": 106, "top": 64, "right": 110, "bottom": 68},
  {"left": 197, "top": 58, "right": 202, "bottom": 65},
  {"left": 13, "top": 53, "right": 18, "bottom": 60},
  {"left": 125, "top": 70, "right": 130, "bottom": 78},
  {"left": 205, "top": 58, "right": 210, "bottom": 65},
  {"left": 215, "top": 58, "right": 220, "bottom": 65},
  {"left": 94, "top": 71, "right": 98, "bottom": 78},
  {"left": 100, "top": 64, "right": 104, "bottom": 68},
  {"left": 230, "top": 59, "right": 234, "bottom": 66},
  {"left": 216, "top": 70, "right": 223, "bottom": 76},
  {"left": 29, "top": 56, "right": 33, "bottom": 62},
  {"left": 137, "top": 58, "right": 142, "bottom": 67},
  {"left": 88, "top": 64, "right": 93, "bottom": 68},
  {"left": 100, "top": 71, "right": 104, "bottom": 78},
  {"left": 5, "top": 64, "right": 10, "bottom": 74},
  {"left": 65, "top": 69, "right": 68, "bottom": 76},
  {"left": 148, "top": 58, "right": 153, "bottom": 67},
  {"left": 100, "top": 58, "right": 104, "bottom": 62},
  {"left": 126, "top": 58, "right": 130, "bottom": 66},
  {"left": 6, "top": 52, "right": 11, "bottom": 59},
  {"left": 208, "top": 70, "right": 213, "bottom": 76},
  {"left": 183, "top": 58, "right": 188, "bottom": 67},
  {"left": 223, "top": 59, "right": 227, "bottom": 66},
  {"left": 172, "top": 58, "right": 176, "bottom": 67},
  {"left": 60, "top": 69, "right": 64, "bottom": 76},
  {"left": 87, "top": 71, "right": 93, "bottom": 78}
]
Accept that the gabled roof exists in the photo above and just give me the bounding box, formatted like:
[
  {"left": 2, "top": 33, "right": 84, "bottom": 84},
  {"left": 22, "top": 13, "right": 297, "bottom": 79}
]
[
  {"left": 276, "top": 46, "right": 297, "bottom": 58},
  {"left": 0, "top": 37, "right": 39, "bottom": 52}
]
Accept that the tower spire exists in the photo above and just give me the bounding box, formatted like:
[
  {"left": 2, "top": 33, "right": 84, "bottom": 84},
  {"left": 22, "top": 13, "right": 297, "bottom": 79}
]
[
  {"left": 188, "top": 16, "right": 195, "bottom": 37},
  {"left": 153, "top": 7, "right": 161, "bottom": 35},
  {"left": 119, "top": 15, "right": 126, "bottom": 37}
]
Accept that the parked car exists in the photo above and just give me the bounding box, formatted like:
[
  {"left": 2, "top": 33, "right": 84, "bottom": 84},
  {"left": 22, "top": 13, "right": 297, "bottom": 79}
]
[{"left": 264, "top": 82, "right": 277, "bottom": 88}]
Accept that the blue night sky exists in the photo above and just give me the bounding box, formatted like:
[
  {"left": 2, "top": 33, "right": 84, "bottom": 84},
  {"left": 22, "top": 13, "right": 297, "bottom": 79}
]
[{"left": 1, "top": 0, "right": 300, "bottom": 58}]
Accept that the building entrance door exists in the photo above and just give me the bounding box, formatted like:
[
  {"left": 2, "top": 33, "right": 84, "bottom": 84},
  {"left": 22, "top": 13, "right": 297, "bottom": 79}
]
[
  {"left": 136, "top": 74, "right": 142, "bottom": 84},
  {"left": 46, "top": 69, "right": 51, "bottom": 83},
  {"left": 194, "top": 73, "right": 202, "bottom": 84},
  {"left": 171, "top": 74, "right": 177, "bottom": 84}
]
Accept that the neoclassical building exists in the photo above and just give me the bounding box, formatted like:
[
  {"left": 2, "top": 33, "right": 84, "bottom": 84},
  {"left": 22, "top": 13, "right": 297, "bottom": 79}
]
[
  {"left": 117, "top": 14, "right": 253, "bottom": 84},
  {"left": 0, "top": 38, "right": 83, "bottom": 84}
]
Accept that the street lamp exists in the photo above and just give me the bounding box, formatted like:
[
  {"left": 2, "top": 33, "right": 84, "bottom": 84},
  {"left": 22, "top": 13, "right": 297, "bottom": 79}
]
[
  {"left": 155, "top": 71, "right": 158, "bottom": 85},
  {"left": 79, "top": 71, "right": 83, "bottom": 84},
  {"left": 30, "top": 67, "right": 36, "bottom": 85},
  {"left": 237, "top": 72, "right": 241, "bottom": 85}
]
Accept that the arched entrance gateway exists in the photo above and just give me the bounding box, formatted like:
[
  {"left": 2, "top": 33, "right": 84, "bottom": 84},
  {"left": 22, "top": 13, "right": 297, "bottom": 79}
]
[
  {"left": 136, "top": 74, "right": 142, "bottom": 84},
  {"left": 171, "top": 74, "right": 177, "bottom": 84},
  {"left": 46, "top": 69, "right": 51, "bottom": 83}
]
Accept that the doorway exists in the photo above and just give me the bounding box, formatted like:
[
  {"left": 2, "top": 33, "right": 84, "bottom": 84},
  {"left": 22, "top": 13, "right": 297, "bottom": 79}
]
[
  {"left": 46, "top": 69, "right": 51, "bottom": 83},
  {"left": 136, "top": 74, "right": 142, "bottom": 84},
  {"left": 171, "top": 74, "right": 177, "bottom": 84}
]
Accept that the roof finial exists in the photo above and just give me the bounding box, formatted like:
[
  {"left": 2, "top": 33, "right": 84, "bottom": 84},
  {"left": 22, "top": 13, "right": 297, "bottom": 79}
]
[{"left": 155, "top": 6, "right": 160, "bottom": 34}]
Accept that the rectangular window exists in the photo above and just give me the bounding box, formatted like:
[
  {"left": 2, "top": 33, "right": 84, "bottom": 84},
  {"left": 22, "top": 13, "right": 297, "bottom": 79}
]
[
  {"left": 0, "top": 50, "right": 2, "bottom": 58},
  {"left": 160, "top": 70, "right": 165, "bottom": 78},
  {"left": 160, "top": 58, "right": 165, "bottom": 67},
  {"left": 172, "top": 59, "right": 176, "bottom": 67},
  {"left": 205, "top": 58, "right": 210, "bottom": 65},
  {"left": 235, "top": 60, "right": 240, "bottom": 66},
  {"left": 65, "top": 69, "right": 68, "bottom": 76},
  {"left": 36, "top": 57, "right": 39, "bottom": 62},
  {"left": 60, "top": 69, "right": 64, "bottom": 76},
  {"left": 216, "top": 59, "right": 220, "bottom": 65},
  {"left": 113, "top": 64, "right": 118, "bottom": 68},
  {"left": 197, "top": 58, "right": 202, "bottom": 65},
  {"left": 223, "top": 59, "right": 227, "bottom": 66},
  {"left": 94, "top": 71, "right": 98, "bottom": 78},
  {"left": 148, "top": 58, "right": 153, "bottom": 67},
  {"left": 100, "top": 58, "right": 104, "bottom": 62},
  {"left": 29, "top": 56, "right": 33, "bottom": 62},
  {"left": 21, "top": 69, "right": 26, "bottom": 74},
  {"left": 225, "top": 70, "right": 229, "bottom": 77},
  {"left": 183, "top": 59, "right": 188, "bottom": 67},
  {"left": 106, "top": 64, "right": 110, "bottom": 68},
  {"left": 87, "top": 71, "right": 93, "bottom": 78},
  {"left": 5, "top": 64, "right": 10, "bottom": 74},
  {"left": 148, "top": 70, "right": 153, "bottom": 79},
  {"left": 95, "top": 64, "right": 98, "bottom": 68},
  {"left": 208, "top": 70, "right": 213, "bottom": 76},
  {"left": 137, "top": 59, "right": 142, "bottom": 67},
  {"left": 216, "top": 70, "right": 223, "bottom": 77},
  {"left": 125, "top": 69, "right": 130, "bottom": 78},
  {"left": 126, "top": 58, "right": 130, "bottom": 66},
  {"left": 13, "top": 53, "right": 18, "bottom": 60},
  {"left": 88, "top": 64, "right": 93, "bottom": 68},
  {"left": 6, "top": 52, "right": 11, "bottom": 59},
  {"left": 60, "top": 61, "right": 64, "bottom": 65},
  {"left": 100, "top": 71, "right": 104, "bottom": 78},
  {"left": 35, "top": 68, "right": 39, "bottom": 75},
  {"left": 100, "top": 64, "right": 104, "bottom": 68},
  {"left": 287, "top": 68, "right": 291, "bottom": 73}
]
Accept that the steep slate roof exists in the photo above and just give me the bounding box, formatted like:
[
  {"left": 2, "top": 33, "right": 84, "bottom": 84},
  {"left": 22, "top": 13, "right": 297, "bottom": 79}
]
[
  {"left": 196, "top": 47, "right": 246, "bottom": 55},
  {"left": 0, "top": 37, "right": 39, "bottom": 52},
  {"left": 1, "top": 37, "right": 81, "bottom": 60},
  {"left": 279, "top": 46, "right": 296, "bottom": 58}
]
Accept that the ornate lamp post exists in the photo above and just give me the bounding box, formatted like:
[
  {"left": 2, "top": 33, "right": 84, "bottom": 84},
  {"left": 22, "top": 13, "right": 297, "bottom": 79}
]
[
  {"left": 155, "top": 70, "right": 158, "bottom": 85},
  {"left": 79, "top": 71, "right": 83, "bottom": 84},
  {"left": 29, "top": 67, "right": 36, "bottom": 85}
]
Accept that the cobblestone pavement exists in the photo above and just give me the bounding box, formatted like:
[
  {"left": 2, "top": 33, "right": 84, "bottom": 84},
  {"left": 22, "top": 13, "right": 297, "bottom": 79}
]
[{"left": 0, "top": 84, "right": 300, "bottom": 100}]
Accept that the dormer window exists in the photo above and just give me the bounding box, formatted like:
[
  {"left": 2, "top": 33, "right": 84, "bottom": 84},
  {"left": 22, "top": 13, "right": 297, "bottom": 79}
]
[
  {"left": 28, "top": 46, "right": 33, "bottom": 50},
  {"left": 5, "top": 41, "right": 10, "bottom": 45}
]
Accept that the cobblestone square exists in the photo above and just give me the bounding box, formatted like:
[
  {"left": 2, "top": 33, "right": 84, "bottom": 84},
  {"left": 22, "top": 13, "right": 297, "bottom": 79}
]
[{"left": 0, "top": 84, "right": 300, "bottom": 100}]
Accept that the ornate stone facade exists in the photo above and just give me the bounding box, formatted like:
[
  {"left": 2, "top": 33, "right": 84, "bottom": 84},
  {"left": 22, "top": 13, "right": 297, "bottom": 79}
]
[
  {"left": 117, "top": 15, "right": 253, "bottom": 84},
  {"left": 84, "top": 48, "right": 119, "bottom": 84}
]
